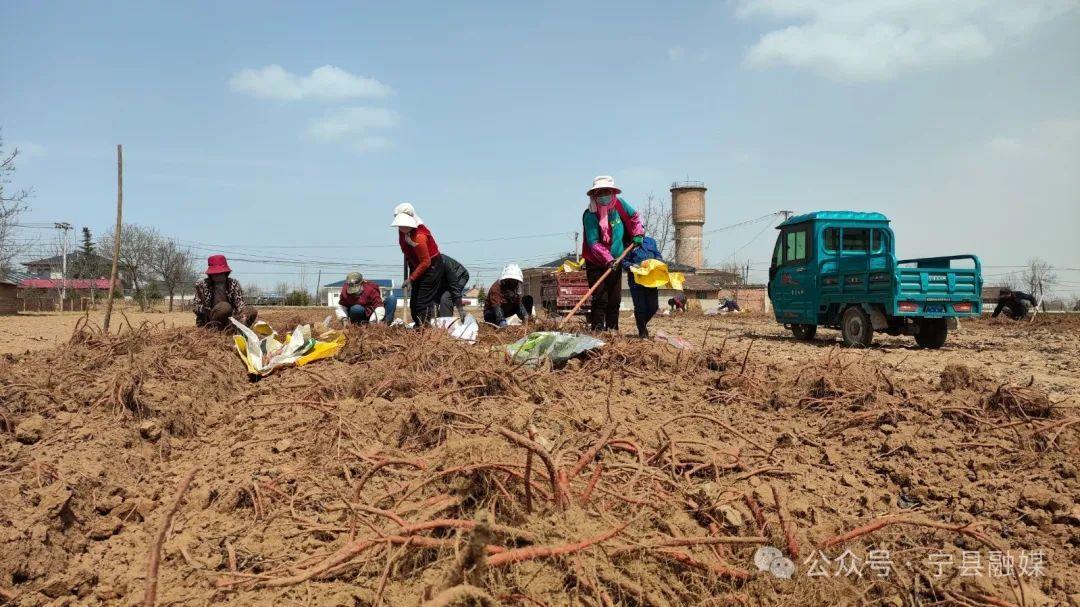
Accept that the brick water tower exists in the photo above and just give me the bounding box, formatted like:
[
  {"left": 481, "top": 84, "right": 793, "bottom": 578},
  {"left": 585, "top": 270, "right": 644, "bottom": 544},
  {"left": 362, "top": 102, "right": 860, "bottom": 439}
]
[{"left": 670, "top": 180, "right": 707, "bottom": 269}]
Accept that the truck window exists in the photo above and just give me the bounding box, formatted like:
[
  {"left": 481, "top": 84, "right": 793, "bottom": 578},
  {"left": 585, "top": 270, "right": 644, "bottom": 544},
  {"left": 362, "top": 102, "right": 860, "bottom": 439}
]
[
  {"left": 842, "top": 228, "right": 868, "bottom": 253},
  {"left": 870, "top": 229, "right": 887, "bottom": 254},
  {"left": 784, "top": 228, "right": 808, "bottom": 264},
  {"left": 823, "top": 228, "right": 839, "bottom": 253},
  {"left": 772, "top": 237, "right": 783, "bottom": 267}
]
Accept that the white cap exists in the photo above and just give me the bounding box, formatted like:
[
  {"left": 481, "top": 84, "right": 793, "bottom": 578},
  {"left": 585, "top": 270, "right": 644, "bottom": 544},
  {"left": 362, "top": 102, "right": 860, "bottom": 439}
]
[
  {"left": 500, "top": 264, "right": 524, "bottom": 283},
  {"left": 587, "top": 175, "right": 621, "bottom": 195},
  {"left": 391, "top": 212, "right": 420, "bottom": 228}
]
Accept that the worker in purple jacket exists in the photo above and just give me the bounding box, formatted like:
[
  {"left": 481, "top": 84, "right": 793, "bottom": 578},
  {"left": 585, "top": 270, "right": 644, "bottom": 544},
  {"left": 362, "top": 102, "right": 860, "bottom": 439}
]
[{"left": 581, "top": 175, "right": 644, "bottom": 332}]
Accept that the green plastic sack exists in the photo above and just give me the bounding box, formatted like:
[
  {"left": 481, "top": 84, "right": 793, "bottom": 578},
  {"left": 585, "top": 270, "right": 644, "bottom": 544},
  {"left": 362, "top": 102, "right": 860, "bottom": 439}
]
[{"left": 502, "top": 331, "right": 605, "bottom": 367}]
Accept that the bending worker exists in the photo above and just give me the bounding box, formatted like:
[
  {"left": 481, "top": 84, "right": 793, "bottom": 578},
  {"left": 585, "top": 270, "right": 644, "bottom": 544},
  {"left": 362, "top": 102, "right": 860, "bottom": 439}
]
[
  {"left": 440, "top": 254, "right": 470, "bottom": 320},
  {"left": 484, "top": 264, "right": 533, "bottom": 328},
  {"left": 581, "top": 175, "right": 644, "bottom": 332},
  {"left": 668, "top": 292, "right": 687, "bottom": 314},
  {"left": 992, "top": 288, "right": 1038, "bottom": 320},
  {"left": 393, "top": 203, "right": 449, "bottom": 326},
  {"left": 335, "top": 272, "right": 395, "bottom": 326},
  {"left": 193, "top": 255, "right": 258, "bottom": 329}
]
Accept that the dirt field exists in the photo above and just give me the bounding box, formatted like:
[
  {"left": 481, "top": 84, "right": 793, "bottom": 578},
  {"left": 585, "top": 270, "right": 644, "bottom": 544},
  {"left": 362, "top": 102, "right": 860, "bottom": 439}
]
[
  {"left": 1, "top": 310, "right": 1077, "bottom": 606},
  {"left": 0, "top": 310, "right": 192, "bottom": 356}
]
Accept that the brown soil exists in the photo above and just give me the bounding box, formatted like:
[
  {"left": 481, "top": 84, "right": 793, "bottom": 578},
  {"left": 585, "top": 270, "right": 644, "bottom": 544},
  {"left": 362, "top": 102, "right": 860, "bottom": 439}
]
[{"left": 1, "top": 310, "right": 1077, "bottom": 606}]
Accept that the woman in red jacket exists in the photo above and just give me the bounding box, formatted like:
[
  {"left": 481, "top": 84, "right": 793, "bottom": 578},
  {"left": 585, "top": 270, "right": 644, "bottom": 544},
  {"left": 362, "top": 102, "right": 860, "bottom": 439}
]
[{"left": 393, "top": 203, "right": 448, "bottom": 326}]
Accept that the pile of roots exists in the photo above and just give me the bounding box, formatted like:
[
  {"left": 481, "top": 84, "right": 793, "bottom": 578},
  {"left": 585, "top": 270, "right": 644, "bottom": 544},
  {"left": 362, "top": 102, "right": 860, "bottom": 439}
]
[{"left": 0, "top": 313, "right": 1076, "bottom": 606}]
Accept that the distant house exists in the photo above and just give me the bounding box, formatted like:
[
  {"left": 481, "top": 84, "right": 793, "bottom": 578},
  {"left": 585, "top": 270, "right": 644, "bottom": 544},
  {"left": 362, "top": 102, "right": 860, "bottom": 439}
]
[
  {"left": 523, "top": 252, "right": 743, "bottom": 312},
  {"left": 982, "top": 285, "right": 1007, "bottom": 305},
  {"left": 0, "top": 278, "right": 18, "bottom": 315},
  {"left": 23, "top": 252, "right": 112, "bottom": 279},
  {"left": 17, "top": 277, "right": 116, "bottom": 312}
]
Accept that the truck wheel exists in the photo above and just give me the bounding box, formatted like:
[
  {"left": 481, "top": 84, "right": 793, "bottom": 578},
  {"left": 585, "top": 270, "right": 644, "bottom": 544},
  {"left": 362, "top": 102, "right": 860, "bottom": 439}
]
[
  {"left": 914, "top": 318, "right": 948, "bottom": 349},
  {"left": 840, "top": 307, "right": 873, "bottom": 347},
  {"left": 791, "top": 324, "right": 817, "bottom": 340}
]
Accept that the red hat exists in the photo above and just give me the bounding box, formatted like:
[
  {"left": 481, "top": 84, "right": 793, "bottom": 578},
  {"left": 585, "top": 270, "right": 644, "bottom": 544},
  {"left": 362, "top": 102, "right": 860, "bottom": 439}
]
[{"left": 206, "top": 254, "right": 231, "bottom": 275}]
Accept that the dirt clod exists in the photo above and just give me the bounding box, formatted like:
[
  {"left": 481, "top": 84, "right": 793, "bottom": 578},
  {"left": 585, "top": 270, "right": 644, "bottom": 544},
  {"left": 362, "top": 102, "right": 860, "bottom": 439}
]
[{"left": 15, "top": 414, "right": 45, "bottom": 444}]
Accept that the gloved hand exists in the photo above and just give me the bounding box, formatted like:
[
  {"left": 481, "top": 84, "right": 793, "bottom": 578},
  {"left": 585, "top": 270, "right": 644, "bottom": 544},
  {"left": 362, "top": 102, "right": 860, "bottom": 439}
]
[
  {"left": 498, "top": 320, "right": 508, "bottom": 329},
  {"left": 341, "top": 317, "right": 351, "bottom": 328},
  {"left": 455, "top": 304, "right": 466, "bottom": 322},
  {"left": 632, "top": 235, "right": 643, "bottom": 246},
  {"left": 401, "top": 278, "right": 411, "bottom": 291},
  {"left": 608, "top": 259, "right": 621, "bottom": 271}
]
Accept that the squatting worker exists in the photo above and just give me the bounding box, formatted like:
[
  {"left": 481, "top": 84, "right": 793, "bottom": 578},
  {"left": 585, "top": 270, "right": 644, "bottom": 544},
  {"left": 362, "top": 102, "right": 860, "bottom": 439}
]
[
  {"left": 992, "top": 287, "right": 1038, "bottom": 320},
  {"left": 668, "top": 292, "right": 687, "bottom": 314},
  {"left": 484, "top": 264, "right": 533, "bottom": 328},
  {"left": 393, "top": 203, "right": 449, "bottom": 326},
  {"left": 193, "top": 255, "right": 258, "bottom": 329},
  {"left": 335, "top": 272, "right": 396, "bottom": 326},
  {"left": 624, "top": 236, "right": 662, "bottom": 338},
  {"left": 581, "top": 175, "right": 644, "bottom": 332}
]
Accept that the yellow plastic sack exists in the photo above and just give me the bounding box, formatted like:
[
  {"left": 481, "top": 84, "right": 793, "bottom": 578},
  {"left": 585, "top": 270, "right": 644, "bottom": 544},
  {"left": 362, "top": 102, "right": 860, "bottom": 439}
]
[
  {"left": 231, "top": 321, "right": 345, "bottom": 377},
  {"left": 296, "top": 331, "right": 346, "bottom": 366},
  {"left": 630, "top": 259, "right": 685, "bottom": 290},
  {"left": 557, "top": 258, "right": 584, "bottom": 273}
]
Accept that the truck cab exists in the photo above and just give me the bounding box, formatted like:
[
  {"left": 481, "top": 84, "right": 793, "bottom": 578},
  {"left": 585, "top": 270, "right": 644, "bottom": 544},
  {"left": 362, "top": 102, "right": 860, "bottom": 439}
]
[{"left": 768, "top": 211, "right": 982, "bottom": 348}]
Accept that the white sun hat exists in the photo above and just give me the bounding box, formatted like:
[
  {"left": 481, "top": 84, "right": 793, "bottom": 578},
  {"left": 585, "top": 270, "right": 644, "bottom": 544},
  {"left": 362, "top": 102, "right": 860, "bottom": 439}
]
[
  {"left": 393, "top": 202, "right": 424, "bottom": 225},
  {"left": 587, "top": 175, "right": 621, "bottom": 195},
  {"left": 391, "top": 212, "right": 420, "bottom": 228},
  {"left": 500, "top": 263, "right": 524, "bottom": 283}
]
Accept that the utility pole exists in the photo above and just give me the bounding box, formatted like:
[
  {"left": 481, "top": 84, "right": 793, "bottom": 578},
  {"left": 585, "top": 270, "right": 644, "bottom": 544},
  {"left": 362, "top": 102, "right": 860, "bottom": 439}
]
[
  {"left": 779, "top": 210, "right": 794, "bottom": 221},
  {"left": 572, "top": 231, "right": 579, "bottom": 256},
  {"left": 55, "top": 222, "right": 73, "bottom": 304},
  {"left": 104, "top": 145, "right": 123, "bottom": 331},
  {"left": 314, "top": 268, "right": 322, "bottom": 306}
]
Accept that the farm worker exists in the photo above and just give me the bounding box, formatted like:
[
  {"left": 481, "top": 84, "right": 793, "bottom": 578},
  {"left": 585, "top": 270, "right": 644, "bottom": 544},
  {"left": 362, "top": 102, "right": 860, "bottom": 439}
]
[
  {"left": 439, "top": 254, "right": 470, "bottom": 321},
  {"left": 623, "top": 236, "right": 662, "bottom": 338},
  {"left": 581, "top": 175, "right": 644, "bottom": 332},
  {"left": 484, "top": 264, "right": 534, "bottom": 328},
  {"left": 193, "top": 255, "right": 258, "bottom": 329},
  {"left": 335, "top": 272, "right": 396, "bottom": 326},
  {"left": 668, "top": 292, "right": 687, "bottom": 314},
  {"left": 393, "top": 203, "right": 450, "bottom": 326},
  {"left": 719, "top": 297, "right": 742, "bottom": 313},
  {"left": 992, "top": 288, "right": 1037, "bottom": 320}
]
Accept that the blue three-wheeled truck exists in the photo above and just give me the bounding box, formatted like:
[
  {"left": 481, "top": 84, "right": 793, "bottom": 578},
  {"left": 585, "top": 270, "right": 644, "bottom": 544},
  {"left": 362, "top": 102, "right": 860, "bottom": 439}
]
[{"left": 768, "top": 212, "right": 983, "bottom": 348}]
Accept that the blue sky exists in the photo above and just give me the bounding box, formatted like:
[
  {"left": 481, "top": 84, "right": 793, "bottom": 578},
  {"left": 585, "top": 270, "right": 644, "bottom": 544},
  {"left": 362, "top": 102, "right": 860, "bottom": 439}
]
[{"left": 3, "top": 1, "right": 1079, "bottom": 294}]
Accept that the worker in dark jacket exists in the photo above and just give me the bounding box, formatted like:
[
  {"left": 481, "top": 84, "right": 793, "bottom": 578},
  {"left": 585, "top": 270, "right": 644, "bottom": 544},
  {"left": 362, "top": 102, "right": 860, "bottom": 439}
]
[
  {"left": 484, "top": 264, "right": 533, "bottom": 328},
  {"left": 439, "top": 254, "right": 470, "bottom": 320},
  {"left": 193, "top": 255, "right": 258, "bottom": 329},
  {"left": 624, "top": 236, "right": 662, "bottom": 338},
  {"left": 992, "top": 288, "right": 1038, "bottom": 320}
]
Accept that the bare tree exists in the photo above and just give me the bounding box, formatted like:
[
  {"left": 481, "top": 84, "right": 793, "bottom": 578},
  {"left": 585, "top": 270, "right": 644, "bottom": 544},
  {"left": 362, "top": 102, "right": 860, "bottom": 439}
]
[
  {"left": 152, "top": 239, "right": 194, "bottom": 312},
  {"left": 99, "top": 224, "right": 160, "bottom": 311},
  {"left": 1021, "top": 258, "right": 1057, "bottom": 307},
  {"left": 715, "top": 261, "right": 748, "bottom": 286},
  {"left": 0, "top": 132, "right": 34, "bottom": 274},
  {"left": 638, "top": 193, "right": 674, "bottom": 259}
]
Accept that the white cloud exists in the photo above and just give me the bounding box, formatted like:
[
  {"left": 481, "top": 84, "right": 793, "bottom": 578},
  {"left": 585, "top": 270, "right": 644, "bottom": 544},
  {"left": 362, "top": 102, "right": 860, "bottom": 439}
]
[
  {"left": 668, "top": 45, "right": 712, "bottom": 62},
  {"left": 229, "top": 65, "right": 392, "bottom": 101},
  {"left": 736, "top": 0, "right": 1078, "bottom": 81},
  {"left": 305, "top": 107, "right": 400, "bottom": 150}
]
